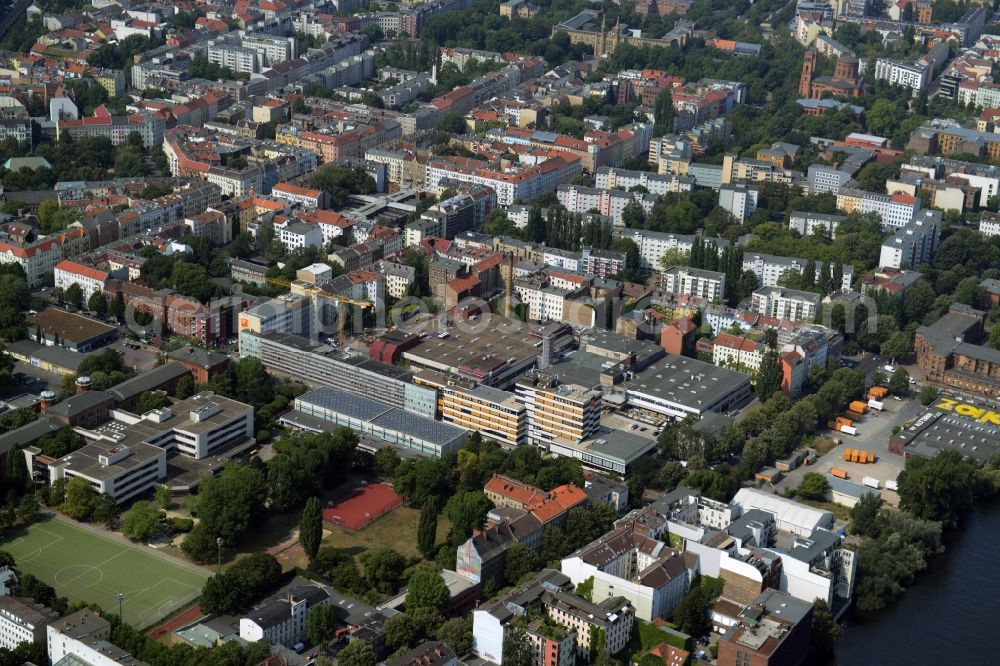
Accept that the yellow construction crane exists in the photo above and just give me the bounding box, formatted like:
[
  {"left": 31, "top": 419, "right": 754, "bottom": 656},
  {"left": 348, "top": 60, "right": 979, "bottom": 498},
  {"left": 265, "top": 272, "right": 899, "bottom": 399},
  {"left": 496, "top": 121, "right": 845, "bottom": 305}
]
[{"left": 264, "top": 275, "right": 372, "bottom": 345}]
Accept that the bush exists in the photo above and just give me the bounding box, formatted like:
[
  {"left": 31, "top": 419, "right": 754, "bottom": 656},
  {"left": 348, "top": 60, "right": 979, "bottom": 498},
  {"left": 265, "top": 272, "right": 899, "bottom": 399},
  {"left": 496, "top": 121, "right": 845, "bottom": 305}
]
[{"left": 168, "top": 517, "right": 194, "bottom": 533}]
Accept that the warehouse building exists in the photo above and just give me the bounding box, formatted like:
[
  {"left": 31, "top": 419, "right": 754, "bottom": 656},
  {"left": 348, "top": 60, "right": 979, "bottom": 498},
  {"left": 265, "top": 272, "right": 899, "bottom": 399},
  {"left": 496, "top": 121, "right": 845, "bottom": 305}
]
[
  {"left": 282, "top": 386, "right": 468, "bottom": 457},
  {"left": 241, "top": 331, "right": 437, "bottom": 418}
]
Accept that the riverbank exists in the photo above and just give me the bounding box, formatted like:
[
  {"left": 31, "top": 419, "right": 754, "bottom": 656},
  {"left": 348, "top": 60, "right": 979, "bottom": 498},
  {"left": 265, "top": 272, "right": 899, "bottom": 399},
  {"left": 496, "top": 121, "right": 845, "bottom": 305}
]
[{"left": 836, "top": 500, "right": 1000, "bottom": 663}]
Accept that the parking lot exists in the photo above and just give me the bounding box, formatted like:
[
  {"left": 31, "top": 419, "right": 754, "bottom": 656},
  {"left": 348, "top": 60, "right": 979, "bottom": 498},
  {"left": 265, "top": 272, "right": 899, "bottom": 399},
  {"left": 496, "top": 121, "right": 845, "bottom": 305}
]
[
  {"left": 774, "top": 396, "right": 925, "bottom": 505},
  {"left": 110, "top": 339, "right": 160, "bottom": 372}
]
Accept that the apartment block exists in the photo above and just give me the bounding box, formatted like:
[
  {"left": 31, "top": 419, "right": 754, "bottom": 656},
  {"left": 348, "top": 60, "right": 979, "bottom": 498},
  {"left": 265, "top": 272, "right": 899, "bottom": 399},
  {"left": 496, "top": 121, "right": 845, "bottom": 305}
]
[
  {"left": 661, "top": 266, "right": 726, "bottom": 301},
  {"left": 836, "top": 188, "right": 921, "bottom": 229},
  {"left": 750, "top": 286, "right": 820, "bottom": 322},
  {"left": 0, "top": 596, "right": 57, "bottom": 651},
  {"left": 416, "top": 372, "right": 527, "bottom": 446},
  {"left": 618, "top": 230, "right": 729, "bottom": 271},
  {"left": 718, "top": 184, "right": 759, "bottom": 221},
  {"left": 787, "top": 211, "right": 847, "bottom": 238},
  {"left": 240, "top": 584, "right": 329, "bottom": 647},
  {"left": 878, "top": 209, "right": 941, "bottom": 269},
  {"left": 712, "top": 333, "right": 765, "bottom": 373},
  {"left": 514, "top": 375, "right": 602, "bottom": 448},
  {"left": 560, "top": 508, "right": 695, "bottom": 621},
  {"left": 873, "top": 58, "right": 929, "bottom": 95},
  {"left": 742, "top": 253, "right": 854, "bottom": 291}
]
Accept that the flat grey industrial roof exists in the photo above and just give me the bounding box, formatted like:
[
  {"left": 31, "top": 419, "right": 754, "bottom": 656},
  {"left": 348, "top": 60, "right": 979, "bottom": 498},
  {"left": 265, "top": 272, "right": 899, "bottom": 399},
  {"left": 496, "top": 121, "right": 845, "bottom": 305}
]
[
  {"left": 556, "top": 427, "right": 657, "bottom": 464},
  {"left": 370, "top": 408, "right": 466, "bottom": 443},
  {"left": 625, "top": 353, "right": 751, "bottom": 410},
  {"left": 4, "top": 339, "right": 92, "bottom": 371},
  {"left": 298, "top": 386, "right": 394, "bottom": 421},
  {"left": 254, "top": 331, "right": 413, "bottom": 380},
  {"left": 894, "top": 407, "right": 1000, "bottom": 464},
  {"left": 55, "top": 438, "right": 164, "bottom": 481}
]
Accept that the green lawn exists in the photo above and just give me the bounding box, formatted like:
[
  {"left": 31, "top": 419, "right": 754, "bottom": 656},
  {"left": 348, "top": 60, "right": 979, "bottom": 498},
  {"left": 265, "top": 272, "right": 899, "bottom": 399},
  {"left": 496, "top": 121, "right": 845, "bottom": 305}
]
[{"left": 1, "top": 518, "right": 207, "bottom": 628}]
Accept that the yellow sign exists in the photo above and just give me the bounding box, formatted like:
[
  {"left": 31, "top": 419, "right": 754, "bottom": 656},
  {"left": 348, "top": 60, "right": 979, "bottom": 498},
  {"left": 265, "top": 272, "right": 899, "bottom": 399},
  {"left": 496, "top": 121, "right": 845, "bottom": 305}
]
[{"left": 933, "top": 397, "right": 1000, "bottom": 426}]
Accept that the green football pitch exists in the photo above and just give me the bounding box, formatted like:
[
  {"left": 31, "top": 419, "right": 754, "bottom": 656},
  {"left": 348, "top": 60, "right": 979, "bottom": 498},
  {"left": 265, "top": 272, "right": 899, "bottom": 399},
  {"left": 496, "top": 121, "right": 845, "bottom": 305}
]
[{"left": 1, "top": 518, "right": 208, "bottom": 627}]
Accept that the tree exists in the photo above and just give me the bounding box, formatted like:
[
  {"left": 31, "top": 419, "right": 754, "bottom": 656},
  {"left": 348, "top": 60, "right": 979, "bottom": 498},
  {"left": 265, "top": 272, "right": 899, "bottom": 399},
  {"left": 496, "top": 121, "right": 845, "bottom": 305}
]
[
  {"left": 200, "top": 553, "right": 282, "bottom": 614},
  {"left": 436, "top": 617, "right": 473, "bottom": 656},
  {"left": 17, "top": 494, "right": 38, "bottom": 524},
  {"left": 881, "top": 330, "right": 913, "bottom": 362},
  {"left": 443, "top": 491, "right": 492, "bottom": 545},
  {"left": 338, "top": 639, "right": 375, "bottom": 666},
  {"left": 307, "top": 603, "right": 337, "bottom": 645},
  {"left": 385, "top": 614, "right": 420, "bottom": 650},
  {"left": 235, "top": 357, "right": 274, "bottom": 406},
  {"left": 918, "top": 384, "right": 938, "bottom": 406},
  {"left": 503, "top": 543, "right": 538, "bottom": 585},
  {"left": 406, "top": 568, "right": 450, "bottom": 611},
  {"left": 91, "top": 493, "right": 119, "bottom": 526},
  {"left": 192, "top": 463, "right": 267, "bottom": 549},
  {"left": 887, "top": 368, "right": 911, "bottom": 396},
  {"left": 5, "top": 446, "right": 29, "bottom": 494},
  {"left": 121, "top": 501, "right": 162, "bottom": 541},
  {"left": 64, "top": 283, "right": 83, "bottom": 312},
  {"left": 436, "top": 112, "right": 467, "bottom": 135},
  {"left": 796, "top": 472, "right": 830, "bottom": 501},
  {"left": 897, "top": 450, "right": 978, "bottom": 527},
  {"left": 672, "top": 586, "right": 711, "bottom": 637},
  {"left": 417, "top": 498, "right": 439, "bottom": 559},
  {"left": 850, "top": 491, "right": 882, "bottom": 537},
  {"left": 808, "top": 598, "right": 842, "bottom": 662},
  {"left": 155, "top": 484, "right": 171, "bottom": 510},
  {"left": 135, "top": 391, "right": 170, "bottom": 414},
  {"left": 109, "top": 291, "right": 126, "bottom": 322},
  {"left": 87, "top": 291, "right": 107, "bottom": 317},
  {"left": 62, "top": 476, "right": 96, "bottom": 521},
  {"left": 502, "top": 629, "right": 533, "bottom": 666},
  {"left": 175, "top": 374, "right": 195, "bottom": 399},
  {"left": 360, "top": 548, "right": 406, "bottom": 593},
  {"left": 621, "top": 199, "right": 645, "bottom": 228},
  {"left": 989, "top": 324, "right": 1000, "bottom": 350},
  {"left": 653, "top": 88, "right": 674, "bottom": 134},
  {"left": 756, "top": 348, "right": 783, "bottom": 402},
  {"left": 300, "top": 496, "right": 323, "bottom": 563}
]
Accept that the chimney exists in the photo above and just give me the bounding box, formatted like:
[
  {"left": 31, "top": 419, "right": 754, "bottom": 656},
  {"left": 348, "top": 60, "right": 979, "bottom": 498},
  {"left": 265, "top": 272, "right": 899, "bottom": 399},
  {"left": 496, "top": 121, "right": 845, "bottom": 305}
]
[
  {"left": 39, "top": 390, "right": 56, "bottom": 412},
  {"left": 76, "top": 376, "right": 92, "bottom": 393}
]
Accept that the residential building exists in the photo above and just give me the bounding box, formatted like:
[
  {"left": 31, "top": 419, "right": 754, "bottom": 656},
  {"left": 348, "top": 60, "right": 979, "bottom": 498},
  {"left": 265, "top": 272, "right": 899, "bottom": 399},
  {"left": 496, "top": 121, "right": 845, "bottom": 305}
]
[
  {"left": 472, "top": 570, "right": 633, "bottom": 664},
  {"left": 878, "top": 209, "right": 941, "bottom": 269},
  {"left": 836, "top": 188, "right": 921, "bottom": 229},
  {"left": 982, "top": 210, "right": 1000, "bottom": 237},
  {"left": 873, "top": 58, "right": 929, "bottom": 95},
  {"left": 560, "top": 508, "right": 695, "bottom": 620},
  {"left": 387, "top": 642, "right": 457, "bottom": 666},
  {"left": 750, "top": 286, "right": 820, "bottom": 322},
  {"left": 0, "top": 238, "right": 62, "bottom": 288},
  {"left": 716, "top": 590, "right": 813, "bottom": 666},
  {"left": 661, "top": 266, "right": 726, "bottom": 301},
  {"left": 415, "top": 372, "right": 526, "bottom": 447},
  {"left": 278, "top": 222, "right": 324, "bottom": 252},
  {"left": 712, "top": 333, "right": 765, "bottom": 373},
  {"left": 240, "top": 584, "right": 329, "bottom": 647},
  {"left": 718, "top": 184, "right": 759, "bottom": 221},
  {"left": 57, "top": 105, "right": 164, "bottom": 147},
  {"left": 787, "top": 211, "right": 847, "bottom": 238},
  {"left": 807, "top": 164, "right": 854, "bottom": 195},
  {"left": 0, "top": 596, "right": 57, "bottom": 651},
  {"left": 514, "top": 375, "right": 602, "bottom": 448},
  {"left": 742, "top": 253, "right": 853, "bottom": 291},
  {"left": 53, "top": 260, "right": 110, "bottom": 302},
  {"left": 47, "top": 611, "right": 119, "bottom": 666},
  {"left": 618, "top": 230, "right": 729, "bottom": 271}
]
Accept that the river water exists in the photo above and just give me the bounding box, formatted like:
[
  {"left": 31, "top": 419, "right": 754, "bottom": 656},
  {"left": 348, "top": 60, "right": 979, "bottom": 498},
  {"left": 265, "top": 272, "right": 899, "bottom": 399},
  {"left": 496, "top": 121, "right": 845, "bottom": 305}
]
[{"left": 835, "top": 501, "right": 1000, "bottom": 664}]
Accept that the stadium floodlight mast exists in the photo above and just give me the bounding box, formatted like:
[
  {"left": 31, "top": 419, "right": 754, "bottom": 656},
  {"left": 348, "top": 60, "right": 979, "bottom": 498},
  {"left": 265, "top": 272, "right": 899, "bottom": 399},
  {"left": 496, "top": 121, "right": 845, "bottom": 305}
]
[
  {"left": 216, "top": 537, "right": 224, "bottom": 572},
  {"left": 117, "top": 593, "right": 125, "bottom": 622}
]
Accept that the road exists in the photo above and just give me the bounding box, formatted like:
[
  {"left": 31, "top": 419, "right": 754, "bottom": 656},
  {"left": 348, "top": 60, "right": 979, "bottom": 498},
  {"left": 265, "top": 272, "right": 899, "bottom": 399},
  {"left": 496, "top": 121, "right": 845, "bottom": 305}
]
[{"left": 0, "top": 0, "right": 33, "bottom": 43}]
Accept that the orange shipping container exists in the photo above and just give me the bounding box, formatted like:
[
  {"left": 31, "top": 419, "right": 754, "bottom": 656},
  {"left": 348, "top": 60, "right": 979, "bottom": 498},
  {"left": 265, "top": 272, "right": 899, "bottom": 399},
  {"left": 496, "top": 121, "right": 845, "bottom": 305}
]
[
  {"left": 843, "top": 449, "right": 851, "bottom": 461},
  {"left": 831, "top": 468, "right": 848, "bottom": 479},
  {"left": 850, "top": 449, "right": 860, "bottom": 463},
  {"left": 869, "top": 450, "right": 877, "bottom": 463},
  {"left": 836, "top": 417, "right": 852, "bottom": 426},
  {"left": 850, "top": 401, "right": 869, "bottom": 414},
  {"left": 869, "top": 386, "right": 888, "bottom": 399}
]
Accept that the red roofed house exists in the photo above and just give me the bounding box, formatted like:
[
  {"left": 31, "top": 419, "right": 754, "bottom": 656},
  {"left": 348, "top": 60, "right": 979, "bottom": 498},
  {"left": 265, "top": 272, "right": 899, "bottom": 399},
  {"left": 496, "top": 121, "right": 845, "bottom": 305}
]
[
  {"left": 659, "top": 316, "right": 697, "bottom": 355},
  {"left": 54, "top": 260, "right": 110, "bottom": 301},
  {"left": 712, "top": 333, "right": 764, "bottom": 373}
]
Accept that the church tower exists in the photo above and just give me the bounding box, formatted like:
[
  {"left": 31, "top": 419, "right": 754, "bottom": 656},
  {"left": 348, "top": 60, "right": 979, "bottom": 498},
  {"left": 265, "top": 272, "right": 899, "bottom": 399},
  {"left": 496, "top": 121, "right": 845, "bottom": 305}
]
[{"left": 799, "top": 49, "right": 817, "bottom": 99}]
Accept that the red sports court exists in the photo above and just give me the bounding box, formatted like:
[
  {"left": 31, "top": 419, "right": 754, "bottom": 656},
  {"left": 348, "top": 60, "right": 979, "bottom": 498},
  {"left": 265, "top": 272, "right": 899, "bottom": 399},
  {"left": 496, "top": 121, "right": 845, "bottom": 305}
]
[{"left": 323, "top": 482, "right": 404, "bottom": 532}]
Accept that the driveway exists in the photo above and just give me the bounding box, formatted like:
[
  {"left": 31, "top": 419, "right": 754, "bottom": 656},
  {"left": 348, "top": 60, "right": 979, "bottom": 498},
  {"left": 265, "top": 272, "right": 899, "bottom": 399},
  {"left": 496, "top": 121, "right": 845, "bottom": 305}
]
[{"left": 773, "top": 397, "right": 924, "bottom": 504}]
